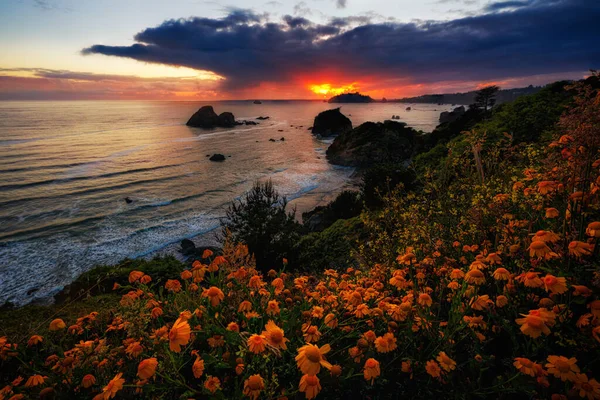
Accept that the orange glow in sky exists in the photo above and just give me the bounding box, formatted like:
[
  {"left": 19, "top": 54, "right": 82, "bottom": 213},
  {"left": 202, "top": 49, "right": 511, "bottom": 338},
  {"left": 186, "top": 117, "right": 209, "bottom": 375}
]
[{"left": 308, "top": 82, "right": 359, "bottom": 97}]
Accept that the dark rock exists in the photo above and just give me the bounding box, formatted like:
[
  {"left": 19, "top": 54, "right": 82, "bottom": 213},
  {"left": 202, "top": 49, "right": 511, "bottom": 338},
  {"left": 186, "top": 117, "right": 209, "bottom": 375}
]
[
  {"left": 311, "top": 108, "right": 352, "bottom": 137},
  {"left": 439, "top": 106, "right": 466, "bottom": 124},
  {"left": 406, "top": 107, "right": 411, "bottom": 111},
  {"left": 326, "top": 120, "right": 422, "bottom": 168},
  {"left": 27, "top": 287, "right": 39, "bottom": 296},
  {"left": 269, "top": 138, "right": 277, "bottom": 142},
  {"left": 124, "top": 197, "right": 133, "bottom": 204},
  {"left": 206, "top": 154, "right": 210, "bottom": 157},
  {"left": 209, "top": 154, "right": 226, "bottom": 161},
  {"left": 181, "top": 239, "right": 196, "bottom": 255},
  {"left": 308, "top": 127, "right": 313, "bottom": 130},
  {"left": 186, "top": 105, "right": 220, "bottom": 128},
  {"left": 280, "top": 137, "right": 285, "bottom": 141},
  {"left": 278, "top": 129, "right": 284, "bottom": 132},
  {"left": 218, "top": 112, "right": 236, "bottom": 127},
  {"left": 244, "top": 121, "right": 258, "bottom": 125},
  {"left": 256, "top": 116, "right": 270, "bottom": 120},
  {"left": 253, "top": 100, "right": 262, "bottom": 104}
]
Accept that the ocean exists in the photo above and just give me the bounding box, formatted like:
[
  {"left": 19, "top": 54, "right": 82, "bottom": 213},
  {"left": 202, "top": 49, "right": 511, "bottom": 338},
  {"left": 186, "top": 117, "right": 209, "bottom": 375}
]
[{"left": 0, "top": 100, "right": 453, "bottom": 305}]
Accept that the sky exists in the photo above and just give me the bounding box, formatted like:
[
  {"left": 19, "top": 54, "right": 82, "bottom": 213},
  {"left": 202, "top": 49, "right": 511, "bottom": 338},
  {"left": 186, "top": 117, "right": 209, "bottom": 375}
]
[{"left": 0, "top": 0, "right": 598, "bottom": 100}]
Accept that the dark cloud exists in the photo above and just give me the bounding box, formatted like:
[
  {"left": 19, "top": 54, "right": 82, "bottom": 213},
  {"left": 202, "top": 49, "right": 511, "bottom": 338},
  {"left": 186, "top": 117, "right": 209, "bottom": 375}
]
[{"left": 82, "top": 0, "right": 600, "bottom": 90}]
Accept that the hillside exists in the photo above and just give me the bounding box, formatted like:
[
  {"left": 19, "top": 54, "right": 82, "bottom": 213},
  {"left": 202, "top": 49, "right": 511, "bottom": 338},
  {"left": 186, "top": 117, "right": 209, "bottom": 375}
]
[{"left": 395, "top": 85, "right": 543, "bottom": 105}]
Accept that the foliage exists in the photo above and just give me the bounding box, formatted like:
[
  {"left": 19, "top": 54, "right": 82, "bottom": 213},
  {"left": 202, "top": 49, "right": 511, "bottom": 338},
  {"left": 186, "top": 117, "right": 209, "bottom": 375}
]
[
  {"left": 361, "top": 164, "right": 418, "bottom": 209},
  {"left": 302, "top": 190, "right": 363, "bottom": 232},
  {"left": 295, "top": 217, "right": 363, "bottom": 271},
  {"left": 221, "top": 180, "right": 304, "bottom": 272},
  {"left": 1, "top": 80, "right": 600, "bottom": 400},
  {"left": 473, "top": 85, "right": 500, "bottom": 112}
]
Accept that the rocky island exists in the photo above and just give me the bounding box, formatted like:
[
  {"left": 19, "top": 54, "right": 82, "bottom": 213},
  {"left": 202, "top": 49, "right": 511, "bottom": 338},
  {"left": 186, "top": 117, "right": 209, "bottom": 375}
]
[
  {"left": 328, "top": 92, "right": 374, "bottom": 103},
  {"left": 311, "top": 108, "right": 353, "bottom": 137}
]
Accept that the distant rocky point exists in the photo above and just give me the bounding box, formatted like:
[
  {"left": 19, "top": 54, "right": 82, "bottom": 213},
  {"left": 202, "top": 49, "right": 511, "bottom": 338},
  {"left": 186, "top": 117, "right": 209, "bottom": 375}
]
[
  {"left": 311, "top": 108, "right": 352, "bottom": 137},
  {"left": 328, "top": 92, "right": 374, "bottom": 103},
  {"left": 439, "top": 106, "right": 466, "bottom": 124}
]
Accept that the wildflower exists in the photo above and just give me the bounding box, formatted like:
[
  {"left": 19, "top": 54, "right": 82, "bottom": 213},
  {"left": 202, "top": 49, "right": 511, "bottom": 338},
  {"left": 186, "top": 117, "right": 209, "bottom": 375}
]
[
  {"left": 426, "top": 360, "right": 442, "bottom": 378},
  {"left": 448, "top": 281, "right": 460, "bottom": 290},
  {"left": 450, "top": 269, "right": 465, "bottom": 279},
  {"left": 542, "top": 274, "right": 568, "bottom": 295},
  {"left": 49, "top": 319, "right": 66, "bottom": 331},
  {"left": 238, "top": 300, "right": 252, "bottom": 313},
  {"left": 470, "top": 295, "right": 492, "bottom": 310},
  {"left": 354, "top": 303, "right": 370, "bottom": 318},
  {"left": 545, "top": 356, "right": 579, "bottom": 382},
  {"left": 545, "top": 208, "right": 560, "bottom": 218},
  {"left": 573, "top": 285, "right": 593, "bottom": 297},
  {"left": 27, "top": 335, "right": 43, "bottom": 347},
  {"left": 192, "top": 353, "right": 205, "bottom": 378},
  {"left": 496, "top": 295, "right": 509, "bottom": 308},
  {"left": 516, "top": 309, "right": 556, "bottom": 338},
  {"left": 330, "top": 365, "right": 342, "bottom": 377},
  {"left": 590, "top": 300, "right": 600, "bottom": 318},
  {"left": 465, "top": 269, "right": 485, "bottom": 285},
  {"left": 137, "top": 358, "right": 158, "bottom": 380},
  {"left": 437, "top": 352, "right": 456, "bottom": 372},
  {"left": 402, "top": 361, "right": 412, "bottom": 373},
  {"left": 128, "top": 270, "right": 145, "bottom": 283},
  {"left": 243, "top": 374, "right": 265, "bottom": 400},
  {"left": 169, "top": 317, "right": 191, "bottom": 352},
  {"left": 375, "top": 332, "right": 397, "bottom": 353},
  {"left": 303, "top": 325, "right": 321, "bottom": 343},
  {"left": 202, "top": 286, "right": 225, "bottom": 306},
  {"left": 202, "top": 249, "right": 213, "bottom": 258},
  {"left": 569, "top": 241, "right": 594, "bottom": 257},
  {"left": 324, "top": 313, "right": 338, "bottom": 328},
  {"left": 514, "top": 358, "right": 542, "bottom": 377},
  {"left": 518, "top": 271, "right": 543, "bottom": 288},
  {"left": 299, "top": 374, "right": 321, "bottom": 399},
  {"left": 417, "top": 293, "right": 432, "bottom": 307},
  {"left": 296, "top": 344, "right": 332, "bottom": 374},
  {"left": 204, "top": 376, "right": 221, "bottom": 393},
  {"left": 363, "top": 358, "right": 380, "bottom": 383},
  {"left": 102, "top": 373, "right": 125, "bottom": 399},
  {"left": 493, "top": 268, "right": 510, "bottom": 280},
  {"left": 266, "top": 300, "right": 281, "bottom": 315},
  {"left": 181, "top": 270, "right": 193, "bottom": 280},
  {"left": 573, "top": 374, "right": 600, "bottom": 400},
  {"left": 81, "top": 374, "right": 96, "bottom": 389},
  {"left": 528, "top": 241, "right": 552, "bottom": 258},
  {"left": 24, "top": 375, "right": 45, "bottom": 387},
  {"left": 165, "top": 279, "right": 182, "bottom": 292},
  {"left": 247, "top": 334, "right": 267, "bottom": 354},
  {"left": 586, "top": 221, "right": 600, "bottom": 237},
  {"left": 532, "top": 230, "right": 561, "bottom": 243},
  {"left": 262, "top": 320, "right": 289, "bottom": 350}
]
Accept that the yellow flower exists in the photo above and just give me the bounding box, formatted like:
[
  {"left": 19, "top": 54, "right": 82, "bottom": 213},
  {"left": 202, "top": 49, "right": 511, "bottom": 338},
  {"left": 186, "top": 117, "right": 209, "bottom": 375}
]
[
  {"left": 516, "top": 309, "right": 556, "bottom": 338},
  {"left": 492, "top": 268, "right": 510, "bottom": 280},
  {"left": 569, "top": 241, "right": 594, "bottom": 257},
  {"left": 513, "top": 358, "right": 542, "bottom": 377},
  {"left": 295, "top": 344, "right": 332, "bottom": 375},
  {"left": 137, "top": 358, "right": 158, "bottom": 380},
  {"left": 192, "top": 354, "right": 205, "bottom": 378},
  {"left": 202, "top": 286, "right": 225, "bottom": 306},
  {"left": 542, "top": 274, "right": 568, "bottom": 295},
  {"left": 465, "top": 269, "right": 485, "bottom": 285},
  {"left": 299, "top": 374, "right": 321, "bottom": 399},
  {"left": 49, "top": 319, "right": 66, "bottom": 331},
  {"left": 262, "top": 320, "right": 289, "bottom": 350},
  {"left": 102, "top": 373, "right": 124, "bottom": 399},
  {"left": 426, "top": 360, "right": 441, "bottom": 378},
  {"left": 375, "top": 332, "right": 397, "bottom": 353},
  {"left": 417, "top": 293, "right": 432, "bottom": 307},
  {"left": 573, "top": 373, "right": 600, "bottom": 400},
  {"left": 24, "top": 375, "right": 45, "bottom": 388}
]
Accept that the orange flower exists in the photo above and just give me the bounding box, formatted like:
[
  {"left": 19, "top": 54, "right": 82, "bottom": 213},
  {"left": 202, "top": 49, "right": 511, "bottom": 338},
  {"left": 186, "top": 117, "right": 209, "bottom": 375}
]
[
  {"left": 27, "top": 335, "right": 43, "bottom": 347},
  {"left": 204, "top": 376, "right": 221, "bottom": 393},
  {"left": 573, "top": 373, "right": 600, "bottom": 400},
  {"left": 330, "top": 365, "right": 342, "bottom": 377},
  {"left": 227, "top": 322, "right": 240, "bottom": 332},
  {"left": 426, "top": 360, "right": 442, "bottom": 378},
  {"left": 545, "top": 208, "right": 560, "bottom": 218},
  {"left": 262, "top": 320, "right": 288, "bottom": 350},
  {"left": 180, "top": 270, "right": 193, "bottom": 280},
  {"left": 545, "top": 356, "right": 579, "bottom": 382},
  {"left": 528, "top": 241, "right": 552, "bottom": 258},
  {"left": 302, "top": 324, "right": 321, "bottom": 343},
  {"left": 363, "top": 358, "right": 380, "bottom": 383},
  {"left": 238, "top": 300, "right": 252, "bottom": 313},
  {"left": 470, "top": 295, "right": 492, "bottom": 310},
  {"left": 266, "top": 300, "right": 281, "bottom": 315},
  {"left": 24, "top": 375, "right": 45, "bottom": 387},
  {"left": 247, "top": 334, "right": 267, "bottom": 354},
  {"left": 514, "top": 358, "right": 543, "bottom": 377},
  {"left": 532, "top": 230, "right": 560, "bottom": 243},
  {"left": 516, "top": 309, "right": 556, "bottom": 338},
  {"left": 417, "top": 293, "right": 432, "bottom": 307},
  {"left": 496, "top": 295, "right": 509, "bottom": 308},
  {"left": 81, "top": 374, "right": 96, "bottom": 389},
  {"left": 128, "top": 270, "right": 145, "bottom": 283},
  {"left": 202, "top": 286, "right": 225, "bottom": 307},
  {"left": 324, "top": 313, "right": 338, "bottom": 328},
  {"left": 450, "top": 269, "right": 465, "bottom": 279},
  {"left": 299, "top": 374, "right": 321, "bottom": 399},
  {"left": 542, "top": 274, "right": 568, "bottom": 295},
  {"left": 192, "top": 354, "right": 205, "bottom": 378},
  {"left": 202, "top": 249, "right": 213, "bottom": 258},
  {"left": 164, "top": 279, "right": 182, "bottom": 292},
  {"left": 586, "top": 221, "right": 600, "bottom": 237},
  {"left": 465, "top": 269, "right": 485, "bottom": 285},
  {"left": 137, "top": 358, "right": 158, "bottom": 380},
  {"left": 295, "top": 344, "right": 332, "bottom": 375},
  {"left": 374, "top": 332, "right": 397, "bottom": 353},
  {"left": 518, "top": 271, "right": 543, "bottom": 288},
  {"left": 436, "top": 352, "right": 456, "bottom": 372},
  {"left": 243, "top": 374, "right": 265, "bottom": 400},
  {"left": 169, "top": 317, "right": 191, "bottom": 352},
  {"left": 49, "top": 319, "right": 66, "bottom": 331},
  {"left": 102, "top": 373, "right": 124, "bottom": 399},
  {"left": 569, "top": 241, "right": 594, "bottom": 257},
  {"left": 492, "top": 268, "right": 510, "bottom": 281}
]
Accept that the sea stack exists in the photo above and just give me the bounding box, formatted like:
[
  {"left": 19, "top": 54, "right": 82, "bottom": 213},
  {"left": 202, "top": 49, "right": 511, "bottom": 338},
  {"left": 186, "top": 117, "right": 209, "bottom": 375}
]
[{"left": 311, "top": 108, "right": 352, "bottom": 137}]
